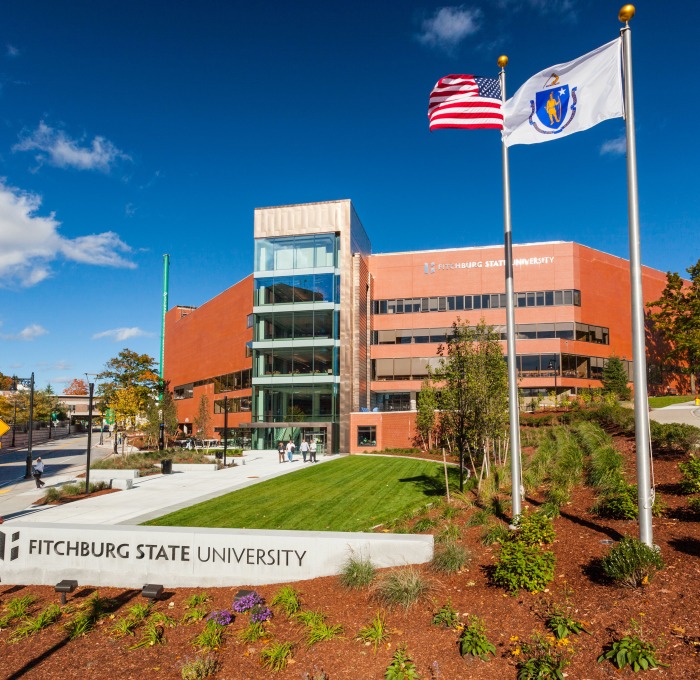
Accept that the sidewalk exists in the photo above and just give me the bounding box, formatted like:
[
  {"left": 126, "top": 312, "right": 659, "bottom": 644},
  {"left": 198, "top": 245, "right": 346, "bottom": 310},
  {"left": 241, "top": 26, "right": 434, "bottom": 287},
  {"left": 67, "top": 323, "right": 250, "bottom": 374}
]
[
  {"left": 2, "top": 451, "right": 340, "bottom": 526},
  {"left": 649, "top": 400, "right": 700, "bottom": 426}
]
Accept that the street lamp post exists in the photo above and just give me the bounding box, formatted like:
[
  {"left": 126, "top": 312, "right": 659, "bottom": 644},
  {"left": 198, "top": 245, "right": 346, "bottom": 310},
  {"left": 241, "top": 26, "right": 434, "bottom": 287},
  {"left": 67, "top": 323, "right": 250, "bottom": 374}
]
[
  {"left": 11, "top": 396, "right": 17, "bottom": 447},
  {"left": 12, "top": 373, "right": 36, "bottom": 479},
  {"left": 85, "top": 382, "right": 95, "bottom": 496},
  {"left": 223, "top": 395, "right": 228, "bottom": 467}
]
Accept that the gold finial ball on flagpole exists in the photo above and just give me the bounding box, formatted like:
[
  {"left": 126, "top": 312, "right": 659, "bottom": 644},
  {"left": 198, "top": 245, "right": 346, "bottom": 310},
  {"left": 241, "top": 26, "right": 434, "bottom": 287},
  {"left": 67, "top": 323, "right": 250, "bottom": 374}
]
[
  {"left": 497, "top": 55, "right": 508, "bottom": 68},
  {"left": 618, "top": 4, "right": 635, "bottom": 22}
]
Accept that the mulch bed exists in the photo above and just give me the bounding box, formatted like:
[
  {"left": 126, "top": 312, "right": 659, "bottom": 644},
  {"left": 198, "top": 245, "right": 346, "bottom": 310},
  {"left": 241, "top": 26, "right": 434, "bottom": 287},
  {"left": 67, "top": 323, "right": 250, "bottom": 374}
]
[
  {"left": 2, "top": 432, "right": 699, "bottom": 678},
  {"left": 31, "top": 489, "right": 121, "bottom": 506}
]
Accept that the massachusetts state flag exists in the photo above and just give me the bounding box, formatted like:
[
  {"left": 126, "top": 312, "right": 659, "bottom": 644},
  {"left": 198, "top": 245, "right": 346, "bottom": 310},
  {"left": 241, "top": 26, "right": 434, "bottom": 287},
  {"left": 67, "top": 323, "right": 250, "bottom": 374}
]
[
  {"left": 502, "top": 39, "right": 623, "bottom": 147},
  {"left": 428, "top": 75, "right": 503, "bottom": 131}
]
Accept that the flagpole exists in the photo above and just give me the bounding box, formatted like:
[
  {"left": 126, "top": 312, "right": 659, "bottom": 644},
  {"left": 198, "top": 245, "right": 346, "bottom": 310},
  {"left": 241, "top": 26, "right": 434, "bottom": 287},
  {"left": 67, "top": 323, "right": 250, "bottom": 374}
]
[
  {"left": 499, "top": 55, "right": 523, "bottom": 519},
  {"left": 619, "top": 4, "right": 653, "bottom": 547}
]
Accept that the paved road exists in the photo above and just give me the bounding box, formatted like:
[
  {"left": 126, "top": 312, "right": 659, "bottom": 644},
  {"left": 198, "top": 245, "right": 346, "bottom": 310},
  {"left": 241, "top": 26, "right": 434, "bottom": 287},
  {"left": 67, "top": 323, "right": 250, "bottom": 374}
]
[
  {"left": 0, "top": 433, "right": 114, "bottom": 519},
  {"left": 648, "top": 400, "right": 700, "bottom": 426}
]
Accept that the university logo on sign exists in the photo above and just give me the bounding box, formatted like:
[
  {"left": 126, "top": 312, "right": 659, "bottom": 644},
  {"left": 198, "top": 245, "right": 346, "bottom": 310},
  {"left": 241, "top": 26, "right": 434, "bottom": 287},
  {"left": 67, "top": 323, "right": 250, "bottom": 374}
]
[
  {"left": 424, "top": 262, "right": 435, "bottom": 275},
  {"left": 0, "top": 530, "right": 21, "bottom": 561},
  {"left": 530, "top": 74, "right": 577, "bottom": 136}
]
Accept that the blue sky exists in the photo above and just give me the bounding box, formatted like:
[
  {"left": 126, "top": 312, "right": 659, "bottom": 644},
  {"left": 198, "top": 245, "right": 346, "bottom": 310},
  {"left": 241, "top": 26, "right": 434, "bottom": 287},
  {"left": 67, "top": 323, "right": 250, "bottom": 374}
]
[{"left": 1, "top": 1, "right": 696, "bottom": 391}]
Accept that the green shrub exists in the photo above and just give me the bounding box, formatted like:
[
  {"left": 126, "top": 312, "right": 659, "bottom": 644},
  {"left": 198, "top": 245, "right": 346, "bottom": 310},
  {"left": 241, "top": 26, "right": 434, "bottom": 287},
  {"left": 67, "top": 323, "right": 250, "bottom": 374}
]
[
  {"left": 492, "top": 541, "right": 555, "bottom": 594},
  {"left": 180, "top": 655, "right": 221, "bottom": 680},
  {"left": 384, "top": 644, "right": 419, "bottom": 680},
  {"left": 600, "top": 537, "right": 664, "bottom": 587},
  {"left": 544, "top": 603, "right": 590, "bottom": 639},
  {"left": 305, "top": 620, "right": 343, "bottom": 646},
  {"left": 458, "top": 615, "right": 496, "bottom": 661},
  {"left": 592, "top": 487, "right": 638, "bottom": 520},
  {"left": 192, "top": 620, "right": 226, "bottom": 652},
  {"left": 512, "top": 510, "right": 555, "bottom": 546},
  {"left": 598, "top": 622, "right": 666, "bottom": 671},
  {"left": 651, "top": 421, "right": 700, "bottom": 453},
  {"left": 688, "top": 495, "right": 700, "bottom": 514},
  {"left": 430, "top": 542, "right": 469, "bottom": 573},
  {"left": 431, "top": 602, "right": 459, "bottom": 629},
  {"left": 339, "top": 555, "right": 376, "bottom": 590},
  {"left": 373, "top": 567, "right": 431, "bottom": 609},
  {"left": 516, "top": 633, "right": 572, "bottom": 679},
  {"left": 680, "top": 454, "right": 700, "bottom": 494}
]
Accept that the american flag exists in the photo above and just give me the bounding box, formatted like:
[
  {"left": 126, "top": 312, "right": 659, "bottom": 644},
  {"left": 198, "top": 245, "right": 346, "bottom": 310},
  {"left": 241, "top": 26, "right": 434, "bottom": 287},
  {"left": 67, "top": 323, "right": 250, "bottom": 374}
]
[{"left": 428, "top": 74, "right": 503, "bottom": 131}]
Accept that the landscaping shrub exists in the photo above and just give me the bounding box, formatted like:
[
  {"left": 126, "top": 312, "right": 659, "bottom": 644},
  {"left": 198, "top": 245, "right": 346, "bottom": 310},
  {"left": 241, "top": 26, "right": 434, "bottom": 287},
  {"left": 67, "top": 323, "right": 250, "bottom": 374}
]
[
  {"left": 512, "top": 510, "right": 555, "bottom": 546},
  {"left": 600, "top": 537, "right": 664, "bottom": 587},
  {"left": 430, "top": 542, "right": 470, "bottom": 573},
  {"left": 431, "top": 602, "right": 458, "bottom": 629},
  {"left": 514, "top": 633, "right": 572, "bottom": 679},
  {"left": 270, "top": 586, "right": 301, "bottom": 616},
  {"left": 458, "top": 615, "right": 496, "bottom": 661},
  {"left": 492, "top": 541, "right": 555, "bottom": 594},
  {"left": 435, "top": 522, "right": 462, "bottom": 544},
  {"left": 373, "top": 567, "right": 431, "bottom": 609},
  {"left": 384, "top": 644, "right": 419, "bottom": 680},
  {"left": 592, "top": 487, "right": 638, "bottom": 520},
  {"left": 688, "top": 495, "right": 700, "bottom": 514},
  {"left": 339, "top": 554, "right": 376, "bottom": 589},
  {"left": 651, "top": 421, "right": 700, "bottom": 453},
  {"left": 180, "top": 655, "right": 221, "bottom": 680},
  {"left": 0, "top": 595, "right": 36, "bottom": 628},
  {"left": 680, "top": 454, "right": 700, "bottom": 494},
  {"left": 480, "top": 521, "right": 511, "bottom": 546},
  {"left": 598, "top": 621, "right": 665, "bottom": 671},
  {"left": 8, "top": 604, "right": 62, "bottom": 642},
  {"left": 260, "top": 641, "right": 294, "bottom": 672}
]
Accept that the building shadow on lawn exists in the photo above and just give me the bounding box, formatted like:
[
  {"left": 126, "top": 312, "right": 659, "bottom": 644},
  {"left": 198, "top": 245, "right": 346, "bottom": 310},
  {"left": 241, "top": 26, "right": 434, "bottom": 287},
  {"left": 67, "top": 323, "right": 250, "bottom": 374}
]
[
  {"left": 5, "top": 588, "right": 141, "bottom": 680},
  {"left": 668, "top": 536, "right": 700, "bottom": 558}
]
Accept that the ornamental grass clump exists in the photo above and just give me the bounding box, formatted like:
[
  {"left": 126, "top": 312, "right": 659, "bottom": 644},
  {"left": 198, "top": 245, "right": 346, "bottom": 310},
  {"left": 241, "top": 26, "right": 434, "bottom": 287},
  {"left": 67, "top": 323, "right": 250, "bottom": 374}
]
[
  {"left": 357, "top": 610, "right": 391, "bottom": 653},
  {"left": 339, "top": 554, "right": 376, "bottom": 590},
  {"left": 8, "top": 604, "right": 62, "bottom": 642},
  {"left": 0, "top": 595, "right": 36, "bottom": 629},
  {"left": 430, "top": 542, "right": 470, "bottom": 574},
  {"left": 270, "top": 586, "right": 301, "bottom": 617},
  {"left": 180, "top": 654, "right": 221, "bottom": 680},
  {"left": 600, "top": 537, "right": 664, "bottom": 588},
  {"left": 373, "top": 567, "right": 432, "bottom": 609},
  {"left": 260, "top": 640, "right": 294, "bottom": 672}
]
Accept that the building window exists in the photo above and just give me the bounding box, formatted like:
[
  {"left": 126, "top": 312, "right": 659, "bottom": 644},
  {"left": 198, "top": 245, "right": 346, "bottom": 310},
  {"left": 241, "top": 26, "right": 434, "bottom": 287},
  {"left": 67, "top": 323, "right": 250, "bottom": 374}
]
[
  {"left": 247, "top": 314, "right": 253, "bottom": 328},
  {"left": 357, "top": 426, "right": 376, "bottom": 447},
  {"left": 174, "top": 383, "right": 193, "bottom": 400},
  {"left": 372, "top": 289, "right": 581, "bottom": 315}
]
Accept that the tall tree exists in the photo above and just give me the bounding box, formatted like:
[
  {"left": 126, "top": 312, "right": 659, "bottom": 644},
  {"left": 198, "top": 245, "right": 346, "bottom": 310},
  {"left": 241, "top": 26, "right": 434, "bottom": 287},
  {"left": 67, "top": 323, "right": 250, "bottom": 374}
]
[
  {"left": 0, "top": 372, "right": 14, "bottom": 391},
  {"left": 96, "top": 349, "right": 159, "bottom": 418},
  {"left": 416, "top": 379, "right": 438, "bottom": 451},
  {"left": 648, "top": 259, "right": 700, "bottom": 393},
  {"left": 429, "top": 319, "right": 509, "bottom": 492},
  {"left": 64, "top": 378, "right": 89, "bottom": 395},
  {"left": 602, "top": 356, "right": 631, "bottom": 400},
  {"left": 144, "top": 384, "right": 180, "bottom": 448},
  {"left": 194, "top": 394, "right": 212, "bottom": 439}
]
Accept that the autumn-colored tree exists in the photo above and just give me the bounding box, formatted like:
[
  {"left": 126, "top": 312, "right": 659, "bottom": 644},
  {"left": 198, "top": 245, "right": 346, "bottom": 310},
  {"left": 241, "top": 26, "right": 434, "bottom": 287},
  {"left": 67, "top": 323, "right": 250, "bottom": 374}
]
[
  {"left": 647, "top": 259, "right": 700, "bottom": 394},
  {"left": 64, "top": 378, "right": 89, "bottom": 395},
  {"left": 96, "top": 348, "right": 159, "bottom": 421},
  {"left": 0, "top": 372, "right": 14, "bottom": 391}
]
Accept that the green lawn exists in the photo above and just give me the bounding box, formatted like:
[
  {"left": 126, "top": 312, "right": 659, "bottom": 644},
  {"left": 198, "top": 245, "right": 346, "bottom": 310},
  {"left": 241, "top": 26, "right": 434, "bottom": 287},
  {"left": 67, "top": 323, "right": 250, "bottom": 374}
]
[
  {"left": 648, "top": 395, "right": 695, "bottom": 408},
  {"left": 143, "top": 456, "right": 460, "bottom": 532}
]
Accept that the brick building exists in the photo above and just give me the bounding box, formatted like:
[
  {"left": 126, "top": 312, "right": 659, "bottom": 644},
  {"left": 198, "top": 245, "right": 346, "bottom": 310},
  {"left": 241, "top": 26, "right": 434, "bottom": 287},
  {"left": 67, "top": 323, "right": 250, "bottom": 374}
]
[{"left": 164, "top": 199, "right": 668, "bottom": 454}]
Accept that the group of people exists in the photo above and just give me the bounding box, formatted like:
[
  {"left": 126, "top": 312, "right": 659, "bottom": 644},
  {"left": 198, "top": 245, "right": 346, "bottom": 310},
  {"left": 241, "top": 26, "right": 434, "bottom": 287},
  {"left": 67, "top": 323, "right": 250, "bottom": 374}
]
[{"left": 278, "top": 437, "right": 317, "bottom": 464}]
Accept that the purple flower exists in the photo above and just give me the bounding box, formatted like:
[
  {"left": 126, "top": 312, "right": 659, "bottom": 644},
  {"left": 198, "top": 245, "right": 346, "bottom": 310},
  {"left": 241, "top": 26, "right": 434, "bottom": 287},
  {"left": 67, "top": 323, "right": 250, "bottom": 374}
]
[
  {"left": 207, "top": 609, "right": 233, "bottom": 626},
  {"left": 250, "top": 605, "right": 273, "bottom": 623},
  {"left": 232, "top": 591, "right": 264, "bottom": 613}
]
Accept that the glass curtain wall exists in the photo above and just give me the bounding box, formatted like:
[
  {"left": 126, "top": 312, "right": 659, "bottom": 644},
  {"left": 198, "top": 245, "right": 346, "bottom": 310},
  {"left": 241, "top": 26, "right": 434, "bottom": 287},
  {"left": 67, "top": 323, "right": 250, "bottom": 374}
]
[{"left": 252, "top": 233, "right": 340, "bottom": 450}]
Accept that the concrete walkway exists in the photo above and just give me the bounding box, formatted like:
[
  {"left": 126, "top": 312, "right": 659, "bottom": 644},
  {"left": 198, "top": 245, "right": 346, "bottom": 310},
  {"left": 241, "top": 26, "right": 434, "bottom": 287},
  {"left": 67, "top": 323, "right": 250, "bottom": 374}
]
[
  {"left": 2, "top": 450, "right": 339, "bottom": 526},
  {"left": 649, "top": 400, "right": 700, "bottom": 426}
]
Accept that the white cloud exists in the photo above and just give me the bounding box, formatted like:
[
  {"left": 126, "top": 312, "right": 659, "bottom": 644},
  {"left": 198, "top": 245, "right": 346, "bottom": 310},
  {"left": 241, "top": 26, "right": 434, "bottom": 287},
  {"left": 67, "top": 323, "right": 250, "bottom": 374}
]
[
  {"left": 0, "top": 180, "right": 136, "bottom": 287},
  {"left": 600, "top": 135, "right": 626, "bottom": 156},
  {"left": 0, "top": 323, "right": 48, "bottom": 341},
  {"left": 7, "top": 44, "right": 20, "bottom": 58},
  {"left": 496, "top": 0, "right": 576, "bottom": 15},
  {"left": 14, "top": 121, "right": 130, "bottom": 172},
  {"left": 92, "top": 327, "right": 152, "bottom": 342},
  {"left": 417, "top": 6, "right": 482, "bottom": 51}
]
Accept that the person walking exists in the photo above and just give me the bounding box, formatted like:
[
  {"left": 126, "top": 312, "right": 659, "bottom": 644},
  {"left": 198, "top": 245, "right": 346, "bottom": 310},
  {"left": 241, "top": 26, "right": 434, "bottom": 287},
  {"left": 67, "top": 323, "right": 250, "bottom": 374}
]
[
  {"left": 286, "top": 439, "right": 294, "bottom": 463},
  {"left": 32, "top": 456, "right": 46, "bottom": 488},
  {"left": 278, "top": 440, "right": 285, "bottom": 463},
  {"left": 309, "top": 437, "right": 317, "bottom": 462},
  {"left": 300, "top": 438, "right": 309, "bottom": 463}
]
